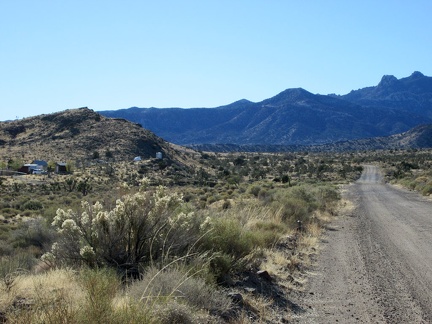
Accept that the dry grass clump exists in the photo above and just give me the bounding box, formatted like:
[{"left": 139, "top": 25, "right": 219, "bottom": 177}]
[
  {"left": 1, "top": 268, "right": 82, "bottom": 323},
  {"left": 127, "top": 264, "right": 232, "bottom": 322},
  {"left": 239, "top": 293, "right": 274, "bottom": 323},
  {"left": 1, "top": 268, "right": 158, "bottom": 324},
  {"left": 258, "top": 249, "right": 291, "bottom": 276}
]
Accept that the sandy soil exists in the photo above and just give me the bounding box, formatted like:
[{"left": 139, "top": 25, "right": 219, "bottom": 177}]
[{"left": 292, "top": 165, "right": 432, "bottom": 323}]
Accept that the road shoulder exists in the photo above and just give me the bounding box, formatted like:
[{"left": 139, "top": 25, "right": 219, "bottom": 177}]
[{"left": 291, "top": 185, "right": 385, "bottom": 323}]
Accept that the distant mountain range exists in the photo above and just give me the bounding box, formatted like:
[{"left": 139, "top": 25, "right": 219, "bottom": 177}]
[{"left": 99, "top": 72, "right": 432, "bottom": 146}]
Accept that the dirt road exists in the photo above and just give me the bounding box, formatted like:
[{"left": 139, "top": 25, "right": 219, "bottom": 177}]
[{"left": 293, "top": 165, "right": 432, "bottom": 323}]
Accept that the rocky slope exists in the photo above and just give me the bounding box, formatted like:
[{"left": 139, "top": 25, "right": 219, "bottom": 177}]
[
  {"left": 188, "top": 124, "right": 432, "bottom": 152},
  {"left": 0, "top": 107, "right": 181, "bottom": 163}
]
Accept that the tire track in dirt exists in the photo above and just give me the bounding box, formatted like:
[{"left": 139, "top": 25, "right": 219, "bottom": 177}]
[{"left": 292, "top": 165, "right": 432, "bottom": 323}]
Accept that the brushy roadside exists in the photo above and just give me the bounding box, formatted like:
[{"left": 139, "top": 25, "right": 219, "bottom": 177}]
[
  {"left": 390, "top": 170, "right": 432, "bottom": 197},
  {"left": 380, "top": 150, "right": 432, "bottom": 197},
  {"left": 0, "top": 181, "right": 341, "bottom": 323}
]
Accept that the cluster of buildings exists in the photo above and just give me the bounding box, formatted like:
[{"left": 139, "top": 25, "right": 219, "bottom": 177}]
[
  {"left": 18, "top": 160, "right": 67, "bottom": 175},
  {"left": 16, "top": 152, "right": 164, "bottom": 175}
]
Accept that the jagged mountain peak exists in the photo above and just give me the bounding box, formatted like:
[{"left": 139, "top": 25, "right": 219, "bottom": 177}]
[
  {"left": 377, "top": 74, "right": 399, "bottom": 87},
  {"left": 409, "top": 71, "right": 425, "bottom": 79},
  {"left": 342, "top": 71, "right": 432, "bottom": 107},
  {"left": 373, "top": 74, "right": 403, "bottom": 97},
  {"left": 377, "top": 71, "right": 427, "bottom": 88}
]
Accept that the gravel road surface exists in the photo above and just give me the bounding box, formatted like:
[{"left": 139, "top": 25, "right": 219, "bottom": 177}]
[{"left": 293, "top": 165, "right": 432, "bottom": 323}]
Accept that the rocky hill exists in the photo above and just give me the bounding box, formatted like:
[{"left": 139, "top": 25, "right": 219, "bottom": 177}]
[
  {"left": 100, "top": 72, "right": 432, "bottom": 146},
  {"left": 189, "top": 124, "right": 432, "bottom": 152},
  {"left": 0, "top": 107, "right": 186, "bottom": 163}
]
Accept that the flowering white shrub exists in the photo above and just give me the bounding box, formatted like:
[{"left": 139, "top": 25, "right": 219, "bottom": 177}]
[{"left": 43, "top": 186, "right": 200, "bottom": 276}]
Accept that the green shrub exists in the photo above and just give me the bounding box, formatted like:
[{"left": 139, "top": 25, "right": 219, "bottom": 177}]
[
  {"left": 249, "top": 185, "right": 261, "bottom": 197},
  {"left": 206, "top": 219, "right": 255, "bottom": 258},
  {"left": 270, "top": 184, "right": 339, "bottom": 226},
  {"left": 252, "top": 221, "right": 288, "bottom": 246},
  {"left": 0, "top": 199, "right": 11, "bottom": 209},
  {"left": 1, "top": 207, "right": 20, "bottom": 218},
  {"left": 22, "top": 200, "right": 43, "bottom": 210},
  {"left": 200, "top": 217, "right": 261, "bottom": 277},
  {"left": 290, "top": 186, "right": 317, "bottom": 211},
  {"left": 207, "top": 195, "right": 218, "bottom": 204},
  {"left": 209, "top": 253, "right": 233, "bottom": 279},
  {"left": 281, "top": 174, "right": 291, "bottom": 185},
  {"left": 408, "top": 181, "right": 417, "bottom": 190},
  {"left": 315, "top": 185, "right": 340, "bottom": 210},
  {"left": 278, "top": 197, "right": 309, "bottom": 226},
  {"left": 258, "top": 187, "right": 272, "bottom": 202},
  {"left": 11, "top": 217, "right": 56, "bottom": 252}
]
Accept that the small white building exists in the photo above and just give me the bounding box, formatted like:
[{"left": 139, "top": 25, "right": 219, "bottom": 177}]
[
  {"left": 133, "top": 156, "right": 142, "bottom": 162},
  {"left": 156, "top": 152, "right": 163, "bottom": 159}
]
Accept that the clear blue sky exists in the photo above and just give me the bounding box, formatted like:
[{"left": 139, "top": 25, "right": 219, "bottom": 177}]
[{"left": 1, "top": 1, "right": 431, "bottom": 121}]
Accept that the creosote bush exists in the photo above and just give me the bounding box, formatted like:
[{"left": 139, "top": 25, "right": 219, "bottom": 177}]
[{"left": 21, "top": 199, "right": 44, "bottom": 211}]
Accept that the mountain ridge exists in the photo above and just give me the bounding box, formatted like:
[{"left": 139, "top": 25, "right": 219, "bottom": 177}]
[
  {"left": 341, "top": 71, "right": 432, "bottom": 118},
  {"left": 100, "top": 72, "right": 432, "bottom": 146}
]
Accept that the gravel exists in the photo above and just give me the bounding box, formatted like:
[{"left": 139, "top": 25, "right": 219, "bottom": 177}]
[{"left": 292, "top": 165, "right": 432, "bottom": 323}]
